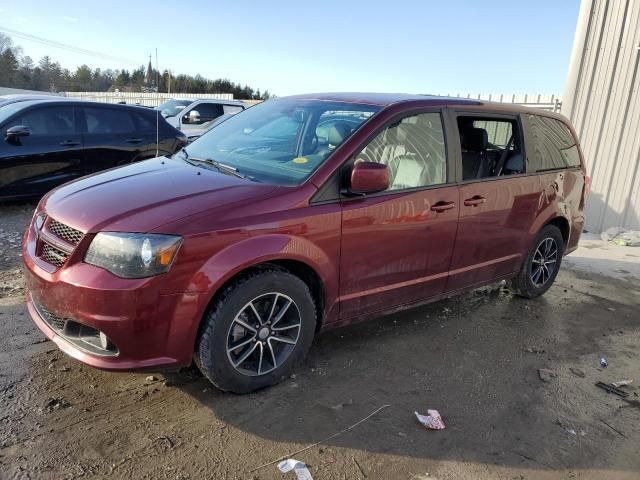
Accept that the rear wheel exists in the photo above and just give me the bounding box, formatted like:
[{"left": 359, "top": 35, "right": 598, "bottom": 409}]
[
  {"left": 509, "top": 225, "right": 564, "bottom": 298},
  {"left": 195, "top": 270, "right": 316, "bottom": 393}
]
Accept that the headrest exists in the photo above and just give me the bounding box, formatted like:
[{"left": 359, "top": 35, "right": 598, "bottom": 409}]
[
  {"left": 505, "top": 153, "right": 524, "bottom": 172},
  {"left": 328, "top": 122, "right": 351, "bottom": 146},
  {"left": 461, "top": 127, "right": 488, "bottom": 152}
]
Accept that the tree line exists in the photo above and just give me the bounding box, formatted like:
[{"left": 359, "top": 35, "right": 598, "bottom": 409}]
[{"left": 0, "top": 34, "right": 271, "bottom": 100}]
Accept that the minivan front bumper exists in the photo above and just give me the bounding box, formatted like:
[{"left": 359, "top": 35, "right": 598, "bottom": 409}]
[{"left": 23, "top": 221, "right": 203, "bottom": 371}]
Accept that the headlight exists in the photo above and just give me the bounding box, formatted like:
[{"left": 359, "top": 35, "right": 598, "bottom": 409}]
[{"left": 85, "top": 233, "right": 182, "bottom": 279}]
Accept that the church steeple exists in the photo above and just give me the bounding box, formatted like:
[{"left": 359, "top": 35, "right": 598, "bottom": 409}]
[{"left": 145, "top": 54, "right": 154, "bottom": 86}]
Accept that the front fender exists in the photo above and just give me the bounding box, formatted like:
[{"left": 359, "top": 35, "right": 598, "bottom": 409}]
[{"left": 186, "top": 233, "right": 339, "bottom": 327}]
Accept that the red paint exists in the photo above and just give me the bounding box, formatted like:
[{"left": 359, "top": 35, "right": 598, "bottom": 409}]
[{"left": 23, "top": 93, "right": 586, "bottom": 371}]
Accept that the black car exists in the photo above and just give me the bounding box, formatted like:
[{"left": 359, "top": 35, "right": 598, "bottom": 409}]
[{"left": 0, "top": 99, "right": 187, "bottom": 201}]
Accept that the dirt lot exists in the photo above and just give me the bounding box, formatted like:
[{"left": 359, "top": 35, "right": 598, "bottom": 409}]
[{"left": 1, "top": 204, "right": 639, "bottom": 480}]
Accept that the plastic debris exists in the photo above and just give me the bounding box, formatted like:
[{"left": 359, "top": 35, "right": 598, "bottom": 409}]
[
  {"left": 601, "top": 227, "right": 640, "bottom": 246},
  {"left": 595, "top": 381, "right": 629, "bottom": 398},
  {"left": 611, "top": 379, "right": 634, "bottom": 388},
  {"left": 278, "top": 459, "right": 313, "bottom": 480},
  {"left": 415, "top": 410, "right": 446, "bottom": 430},
  {"left": 538, "top": 368, "right": 557, "bottom": 382},
  {"left": 600, "top": 357, "right": 608, "bottom": 367}
]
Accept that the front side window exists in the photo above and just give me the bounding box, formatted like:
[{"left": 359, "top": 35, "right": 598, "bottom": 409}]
[
  {"left": 457, "top": 116, "right": 524, "bottom": 180},
  {"left": 356, "top": 112, "right": 446, "bottom": 190},
  {"left": 183, "top": 99, "right": 380, "bottom": 185},
  {"left": 185, "top": 104, "right": 224, "bottom": 124},
  {"left": 8, "top": 106, "right": 75, "bottom": 135},
  {"left": 223, "top": 105, "right": 244, "bottom": 115},
  {"left": 527, "top": 115, "right": 581, "bottom": 171},
  {"left": 84, "top": 107, "right": 135, "bottom": 134},
  {"left": 157, "top": 99, "right": 192, "bottom": 118}
]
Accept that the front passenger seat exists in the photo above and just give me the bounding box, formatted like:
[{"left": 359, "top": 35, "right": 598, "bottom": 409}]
[{"left": 461, "top": 127, "right": 489, "bottom": 180}]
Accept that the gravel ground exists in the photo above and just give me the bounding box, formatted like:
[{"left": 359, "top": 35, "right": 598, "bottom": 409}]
[{"left": 1, "top": 204, "right": 639, "bottom": 480}]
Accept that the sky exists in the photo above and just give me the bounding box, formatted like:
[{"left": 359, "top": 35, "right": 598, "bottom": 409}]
[{"left": 0, "top": 0, "right": 581, "bottom": 96}]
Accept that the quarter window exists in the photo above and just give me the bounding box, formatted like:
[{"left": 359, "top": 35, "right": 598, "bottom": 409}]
[
  {"left": 527, "top": 115, "right": 581, "bottom": 171},
  {"left": 356, "top": 112, "right": 446, "bottom": 190}
]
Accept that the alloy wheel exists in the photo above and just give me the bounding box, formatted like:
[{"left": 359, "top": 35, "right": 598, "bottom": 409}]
[
  {"left": 226, "top": 293, "right": 301, "bottom": 376},
  {"left": 530, "top": 237, "right": 558, "bottom": 287}
]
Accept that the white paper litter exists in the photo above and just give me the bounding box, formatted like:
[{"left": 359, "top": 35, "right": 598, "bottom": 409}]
[
  {"left": 414, "top": 410, "right": 446, "bottom": 430},
  {"left": 278, "top": 459, "right": 314, "bottom": 480}
]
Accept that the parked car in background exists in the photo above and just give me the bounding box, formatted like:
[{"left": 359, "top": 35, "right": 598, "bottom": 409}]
[
  {"left": 23, "top": 93, "right": 587, "bottom": 393},
  {"left": 185, "top": 113, "right": 234, "bottom": 143},
  {"left": 156, "top": 98, "right": 245, "bottom": 136},
  {"left": 0, "top": 99, "right": 187, "bottom": 201}
]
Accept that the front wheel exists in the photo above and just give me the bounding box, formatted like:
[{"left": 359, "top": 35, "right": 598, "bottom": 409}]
[
  {"left": 509, "top": 225, "right": 564, "bottom": 298},
  {"left": 195, "top": 270, "right": 316, "bottom": 393}
]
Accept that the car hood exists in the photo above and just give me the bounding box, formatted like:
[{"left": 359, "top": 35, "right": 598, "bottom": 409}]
[{"left": 43, "top": 157, "right": 278, "bottom": 233}]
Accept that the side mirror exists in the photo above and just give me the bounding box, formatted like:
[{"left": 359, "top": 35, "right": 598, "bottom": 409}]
[
  {"left": 349, "top": 161, "right": 389, "bottom": 195},
  {"left": 186, "top": 110, "right": 201, "bottom": 124},
  {"left": 6, "top": 125, "right": 31, "bottom": 142}
]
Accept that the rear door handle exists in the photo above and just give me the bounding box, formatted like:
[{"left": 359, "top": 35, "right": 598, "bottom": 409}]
[
  {"left": 59, "top": 140, "right": 80, "bottom": 147},
  {"left": 463, "top": 196, "right": 486, "bottom": 206},
  {"left": 125, "top": 137, "right": 143, "bottom": 143},
  {"left": 430, "top": 201, "right": 456, "bottom": 212}
]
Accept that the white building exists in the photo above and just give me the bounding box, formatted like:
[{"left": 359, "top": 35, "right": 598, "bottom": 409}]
[{"left": 562, "top": 0, "right": 640, "bottom": 232}]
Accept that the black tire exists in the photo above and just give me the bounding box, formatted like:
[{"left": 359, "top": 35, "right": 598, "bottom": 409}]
[
  {"left": 509, "top": 225, "right": 565, "bottom": 299},
  {"left": 195, "top": 270, "right": 316, "bottom": 394}
]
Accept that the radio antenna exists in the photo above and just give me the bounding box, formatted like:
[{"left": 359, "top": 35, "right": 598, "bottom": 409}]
[{"left": 155, "top": 48, "right": 160, "bottom": 158}]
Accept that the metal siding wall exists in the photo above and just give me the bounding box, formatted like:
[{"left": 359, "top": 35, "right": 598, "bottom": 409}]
[{"left": 563, "top": 0, "right": 640, "bottom": 232}]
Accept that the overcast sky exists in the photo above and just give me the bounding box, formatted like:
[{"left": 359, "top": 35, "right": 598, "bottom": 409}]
[{"left": 0, "top": 0, "right": 581, "bottom": 96}]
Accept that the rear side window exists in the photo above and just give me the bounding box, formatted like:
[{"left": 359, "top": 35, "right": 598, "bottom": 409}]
[
  {"left": 356, "top": 112, "right": 446, "bottom": 190},
  {"left": 84, "top": 107, "right": 135, "bottom": 134},
  {"left": 132, "top": 111, "right": 157, "bottom": 132},
  {"left": 8, "top": 106, "right": 75, "bottom": 135},
  {"left": 527, "top": 115, "right": 581, "bottom": 171}
]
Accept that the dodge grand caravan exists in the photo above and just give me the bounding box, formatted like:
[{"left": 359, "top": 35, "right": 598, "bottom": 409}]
[{"left": 23, "top": 93, "right": 587, "bottom": 393}]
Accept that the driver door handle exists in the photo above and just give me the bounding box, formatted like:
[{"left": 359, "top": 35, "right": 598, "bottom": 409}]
[
  {"left": 464, "top": 196, "right": 486, "bottom": 206},
  {"left": 430, "top": 201, "right": 456, "bottom": 212},
  {"left": 125, "top": 137, "right": 143, "bottom": 143},
  {"left": 59, "top": 140, "right": 80, "bottom": 147}
]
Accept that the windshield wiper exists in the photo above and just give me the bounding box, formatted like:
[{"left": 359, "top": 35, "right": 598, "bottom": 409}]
[
  {"left": 179, "top": 151, "right": 257, "bottom": 181},
  {"left": 185, "top": 154, "right": 248, "bottom": 179},
  {"left": 208, "top": 159, "right": 247, "bottom": 179}
]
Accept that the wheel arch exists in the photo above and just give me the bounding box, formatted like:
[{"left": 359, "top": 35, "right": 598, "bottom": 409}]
[
  {"left": 201, "top": 259, "right": 326, "bottom": 334},
  {"left": 544, "top": 216, "right": 570, "bottom": 247}
]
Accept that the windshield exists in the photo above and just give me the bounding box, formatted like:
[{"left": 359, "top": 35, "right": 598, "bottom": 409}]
[
  {"left": 156, "top": 99, "right": 194, "bottom": 118},
  {"left": 181, "top": 99, "right": 380, "bottom": 186}
]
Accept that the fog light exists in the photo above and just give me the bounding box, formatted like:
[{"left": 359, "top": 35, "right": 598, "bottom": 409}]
[{"left": 100, "top": 332, "right": 108, "bottom": 350}]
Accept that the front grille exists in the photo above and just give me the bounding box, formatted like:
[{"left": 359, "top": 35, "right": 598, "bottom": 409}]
[
  {"left": 35, "top": 302, "right": 67, "bottom": 331},
  {"left": 49, "top": 219, "right": 83, "bottom": 245},
  {"left": 40, "top": 243, "right": 68, "bottom": 268}
]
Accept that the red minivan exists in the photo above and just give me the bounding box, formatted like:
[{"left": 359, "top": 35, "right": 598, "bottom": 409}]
[{"left": 23, "top": 93, "right": 587, "bottom": 393}]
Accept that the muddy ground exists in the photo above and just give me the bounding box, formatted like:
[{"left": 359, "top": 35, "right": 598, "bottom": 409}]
[{"left": 1, "top": 203, "right": 639, "bottom": 480}]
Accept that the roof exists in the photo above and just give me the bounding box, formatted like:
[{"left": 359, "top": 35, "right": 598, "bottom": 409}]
[
  {"left": 0, "top": 98, "right": 157, "bottom": 113},
  {"left": 280, "top": 92, "right": 568, "bottom": 119}
]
